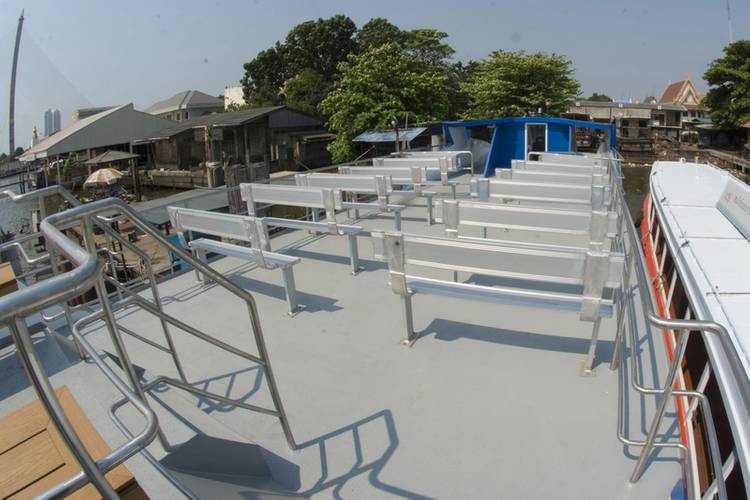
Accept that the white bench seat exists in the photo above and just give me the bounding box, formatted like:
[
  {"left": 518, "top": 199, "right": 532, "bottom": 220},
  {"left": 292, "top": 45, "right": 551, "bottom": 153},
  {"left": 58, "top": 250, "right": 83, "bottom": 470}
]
[{"left": 374, "top": 231, "right": 624, "bottom": 372}]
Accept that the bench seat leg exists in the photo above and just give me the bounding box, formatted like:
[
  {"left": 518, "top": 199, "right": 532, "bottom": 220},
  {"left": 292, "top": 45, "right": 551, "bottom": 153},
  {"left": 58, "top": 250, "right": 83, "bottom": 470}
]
[
  {"left": 400, "top": 293, "right": 417, "bottom": 346},
  {"left": 347, "top": 235, "right": 363, "bottom": 274},
  {"left": 582, "top": 316, "right": 603, "bottom": 375},
  {"left": 281, "top": 266, "right": 302, "bottom": 316},
  {"left": 426, "top": 195, "right": 434, "bottom": 225},
  {"left": 394, "top": 211, "right": 402, "bottom": 231}
]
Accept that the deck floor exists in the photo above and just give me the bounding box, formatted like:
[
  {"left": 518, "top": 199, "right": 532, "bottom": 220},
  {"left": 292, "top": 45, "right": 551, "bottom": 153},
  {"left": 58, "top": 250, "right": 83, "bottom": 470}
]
[{"left": 1, "top": 182, "right": 684, "bottom": 499}]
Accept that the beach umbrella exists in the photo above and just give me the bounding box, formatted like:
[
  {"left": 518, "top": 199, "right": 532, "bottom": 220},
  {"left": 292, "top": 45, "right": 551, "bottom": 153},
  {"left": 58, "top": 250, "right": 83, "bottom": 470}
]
[{"left": 84, "top": 167, "right": 123, "bottom": 188}]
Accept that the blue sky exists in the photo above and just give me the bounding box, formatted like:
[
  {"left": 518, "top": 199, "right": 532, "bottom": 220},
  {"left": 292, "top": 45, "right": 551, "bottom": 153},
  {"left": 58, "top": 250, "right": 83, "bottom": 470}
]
[{"left": 1, "top": 0, "right": 748, "bottom": 154}]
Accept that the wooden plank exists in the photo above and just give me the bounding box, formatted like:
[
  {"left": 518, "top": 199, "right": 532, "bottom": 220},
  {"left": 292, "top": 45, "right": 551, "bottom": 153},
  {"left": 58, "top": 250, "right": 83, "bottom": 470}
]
[
  {"left": 0, "top": 262, "right": 17, "bottom": 298},
  {"left": 0, "top": 386, "right": 139, "bottom": 499}
]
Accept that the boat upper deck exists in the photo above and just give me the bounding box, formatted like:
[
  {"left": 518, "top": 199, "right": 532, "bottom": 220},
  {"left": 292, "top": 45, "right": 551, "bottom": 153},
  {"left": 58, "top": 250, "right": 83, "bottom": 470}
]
[{"left": 0, "top": 165, "right": 689, "bottom": 498}]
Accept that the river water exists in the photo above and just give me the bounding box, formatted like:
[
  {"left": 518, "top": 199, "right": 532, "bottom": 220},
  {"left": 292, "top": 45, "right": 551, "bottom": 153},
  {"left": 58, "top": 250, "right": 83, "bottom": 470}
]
[{"left": 0, "top": 173, "right": 36, "bottom": 238}]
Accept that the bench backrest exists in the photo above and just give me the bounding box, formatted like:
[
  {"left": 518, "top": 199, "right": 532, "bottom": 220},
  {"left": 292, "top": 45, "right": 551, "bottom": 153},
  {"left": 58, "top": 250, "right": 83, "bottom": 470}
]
[
  {"left": 471, "top": 177, "right": 610, "bottom": 210},
  {"left": 167, "top": 206, "right": 272, "bottom": 266},
  {"left": 296, "top": 173, "right": 392, "bottom": 208},
  {"left": 392, "top": 150, "right": 473, "bottom": 169},
  {"left": 441, "top": 199, "right": 618, "bottom": 250},
  {"left": 507, "top": 169, "right": 606, "bottom": 186},
  {"left": 376, "top": 231, "right": 623, "bottom": 320},
  {"left": 528, "top": 152, "right": 615, "bottom": 171},
  {"left": 373, "top": 156, "right": 453, "bottom": 181},
  {"left": 512, "top": 159, "right": 609, "bottom": 176},
  {"left": 241, "top": 182, "right": 341, "bottom": 213},
  {"left": 339, "top": 166, "right": 425, "bottom": 185},
  {"left": 374, "top": 157, "right": 450, "bottom": 184}
]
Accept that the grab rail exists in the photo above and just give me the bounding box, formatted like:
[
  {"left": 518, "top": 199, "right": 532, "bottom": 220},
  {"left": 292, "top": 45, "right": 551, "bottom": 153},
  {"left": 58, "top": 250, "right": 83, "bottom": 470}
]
[{"left": 600, "top": 153, "right": 734, "bottom": 499}]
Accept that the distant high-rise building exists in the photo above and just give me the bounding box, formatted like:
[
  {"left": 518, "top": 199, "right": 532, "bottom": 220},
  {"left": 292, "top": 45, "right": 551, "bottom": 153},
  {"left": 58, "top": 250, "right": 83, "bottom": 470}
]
[{"left": 43, "top": 108, "right": 61, "bottom": 137}]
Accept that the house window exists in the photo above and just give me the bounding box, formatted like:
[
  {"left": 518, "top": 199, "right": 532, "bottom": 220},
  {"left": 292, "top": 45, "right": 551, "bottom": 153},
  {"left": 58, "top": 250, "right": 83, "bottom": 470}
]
[{"left": 184, "top": 111, "right": 189, "bottom": 120}]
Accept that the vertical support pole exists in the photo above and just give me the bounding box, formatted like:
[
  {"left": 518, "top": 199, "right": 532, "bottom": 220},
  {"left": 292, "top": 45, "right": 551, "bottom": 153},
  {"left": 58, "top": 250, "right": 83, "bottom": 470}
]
[
  {"left": 630, "top": 328, "right": 690, "bottom": 483},
  {"left": 610, "top": 250, "right": 633, "bottom": 371},
  {"left": 426, "top": 194, "right": 434, "bottom": 225},
  {"left": 352, "top": 192, "right": 360, "bottom": 220},
  {"left": 400, "top": 293, "right": 416, "bottom": 346},
  {"left": 582, "top": 317, "right": 602, "bottom": 375},
  {"left": 347, "top": 234, "right": 361, "bottom": 274},
  {"left": 393, "top": 210, "right": 402, "bottom": 231},
  {"left": 281, "top": 266, "right": 300, "bottom": 316}
]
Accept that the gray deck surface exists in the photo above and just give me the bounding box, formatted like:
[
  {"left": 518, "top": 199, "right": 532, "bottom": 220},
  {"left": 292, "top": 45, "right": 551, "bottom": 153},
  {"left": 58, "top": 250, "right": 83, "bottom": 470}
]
[{"left": 0, "top": 180, "right": 684, "bottom": 499}]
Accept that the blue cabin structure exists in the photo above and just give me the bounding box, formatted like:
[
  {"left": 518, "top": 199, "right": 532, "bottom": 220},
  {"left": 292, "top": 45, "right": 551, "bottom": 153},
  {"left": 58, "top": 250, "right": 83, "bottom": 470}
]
[{"left": 443, "top": 117, "right": 616, "bottom": 177}]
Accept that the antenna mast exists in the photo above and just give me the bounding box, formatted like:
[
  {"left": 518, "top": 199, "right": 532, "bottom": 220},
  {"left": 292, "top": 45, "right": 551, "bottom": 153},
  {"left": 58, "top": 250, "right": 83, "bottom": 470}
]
[
  {"left": 8, "top": 10, "right": 24, "bottom": 158},
  {"left": 725, "top": 0, "right": 734, "bottom": 43}
]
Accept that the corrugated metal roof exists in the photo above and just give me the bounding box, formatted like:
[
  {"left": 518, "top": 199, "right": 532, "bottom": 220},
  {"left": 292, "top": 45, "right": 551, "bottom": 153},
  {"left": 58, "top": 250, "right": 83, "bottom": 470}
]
[
  {"left": 19, "top": 105, "right": 173, "bottom": 161},
  {"left": 84, "top": 150, "right": 139, "bottom": 165},
  {"left": 144, "top": 90, "right": 224, "bottom": 115},
  {"left": 353, "top": 127, "right": 427, "bottom": 143},
  {"left": 134, "top": 106, "right": 324, "bottom": 141}
]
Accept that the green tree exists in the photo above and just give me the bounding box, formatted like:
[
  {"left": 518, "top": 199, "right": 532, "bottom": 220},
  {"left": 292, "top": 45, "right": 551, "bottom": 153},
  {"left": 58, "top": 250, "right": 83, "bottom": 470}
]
[
  {"left": 241, "top": 15, "right": 357, "bottom": 109},
  {"left": 356, "top": 18, "right": 406, "bottom": 52},
  {"left": 283, "top": 15, "right": 357, "bottom": 81},
  {"left": 320, "top": 43, "right": 450, "bottom": 163},
  {"left": 643, "top": 95, "right": 657, "bottom": 104},
  {"left": 404, "top": 29, "right": 455, "bottom": 67},
  {"left": 587, "top": 92, "right": 612, "bottom": 102},
  {"left": 703, "top": 40, "right": 750, "bottom": 128},
  {"left": 283, "top": 68, "right": 331, "bottom": 116},
  {"left": 240, "top": 44, "right": 288, "bottom": 106},
  {"left": 463, "top": 50, "right": 581, "bottom": 119}
]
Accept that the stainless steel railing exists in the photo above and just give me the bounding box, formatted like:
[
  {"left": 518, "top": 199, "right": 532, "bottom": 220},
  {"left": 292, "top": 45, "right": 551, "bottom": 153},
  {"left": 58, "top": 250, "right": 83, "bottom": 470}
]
[
  {"left": 603, "top": 152, "right": 743, "bottom": 500},
  {"left": 0, "top": 193, "right": 297, "bottom": 497}
]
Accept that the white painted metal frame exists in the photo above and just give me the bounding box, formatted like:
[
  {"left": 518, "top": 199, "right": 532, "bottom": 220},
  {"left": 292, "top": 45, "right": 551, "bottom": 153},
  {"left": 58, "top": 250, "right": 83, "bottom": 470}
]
[
  {"left": 374, "top": 231, "right": 624, "bottom": 372},
  {"left": 470, "top": 177, "right": 611, "bottom": 211},
  {"left": 167, "top": 206, "right": 303, "bottom": 315},
  {"left": 440, "top": 199, "right": 618, "bottom": 251}
]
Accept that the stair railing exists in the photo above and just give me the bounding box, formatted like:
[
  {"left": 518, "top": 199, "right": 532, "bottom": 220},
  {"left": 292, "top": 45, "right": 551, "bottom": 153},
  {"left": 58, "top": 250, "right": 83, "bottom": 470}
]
[{"left": 0, "top": 195, "right": 296, "bottom": 498}]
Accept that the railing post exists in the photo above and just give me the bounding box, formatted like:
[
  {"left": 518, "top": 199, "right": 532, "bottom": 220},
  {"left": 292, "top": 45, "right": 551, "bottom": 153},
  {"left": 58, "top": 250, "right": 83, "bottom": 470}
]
[
  {"left": 80, "top": 216, "right": 170, "bottom": 451},
  {"left": 610, "top": 249, "right": 633, "bottom": 371},
  {"left": 630, "top": 326, "right": 690, "bottom": 483}
]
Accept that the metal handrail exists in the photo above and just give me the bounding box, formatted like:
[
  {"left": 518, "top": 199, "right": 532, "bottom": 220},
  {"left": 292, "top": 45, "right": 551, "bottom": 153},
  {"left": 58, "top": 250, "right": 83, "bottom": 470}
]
[
  {"left": 0, "top": 195, "right": 297, "bottom": 497},
  {"left": 605, "top": 154, "right": 731, "bottom": 499}
]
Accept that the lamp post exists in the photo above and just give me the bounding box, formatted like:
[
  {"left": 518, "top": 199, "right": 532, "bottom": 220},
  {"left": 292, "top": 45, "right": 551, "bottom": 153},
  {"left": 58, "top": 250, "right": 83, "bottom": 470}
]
[{"left": 391, "top": 116, "right": 400, "bottom": 154}]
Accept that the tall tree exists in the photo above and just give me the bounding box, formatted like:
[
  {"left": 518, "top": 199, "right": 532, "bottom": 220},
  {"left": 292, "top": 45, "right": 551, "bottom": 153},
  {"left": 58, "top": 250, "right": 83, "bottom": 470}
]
[
  {"left": 240, "top": 15, "right": 357, "bottom": 107},
  {"left": 403, "top": 29, "right": 455, "bottom": 67},
  {"left": 587, "top": 92, "right": 612, "bottom": 102},
  {"left": 283, "top": 68, "right": 331, "bottom": 116},
  {"left": 703, "top": 40, "right": 750, "bottom": 128},
  {"left": 320, "top": 43, "right": 450, "bottom": 162},
  {"left": 283, "top": 15, "right": 357, "bottom": 81},
  {"left": 240, "top": 44, "right": 288, "bottom": 106},
  {"left": 463, "top": 50, "right": 580, "bottom": 119},
  {"left": 356, "top": 18, "right": 406, "bottom": 52}
]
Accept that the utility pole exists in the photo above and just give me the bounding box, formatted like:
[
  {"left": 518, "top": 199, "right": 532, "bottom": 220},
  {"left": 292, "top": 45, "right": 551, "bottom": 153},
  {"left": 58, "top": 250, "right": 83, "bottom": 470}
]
[{"left": 8, "top": 10, "right": 24, "bottom": 159}]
